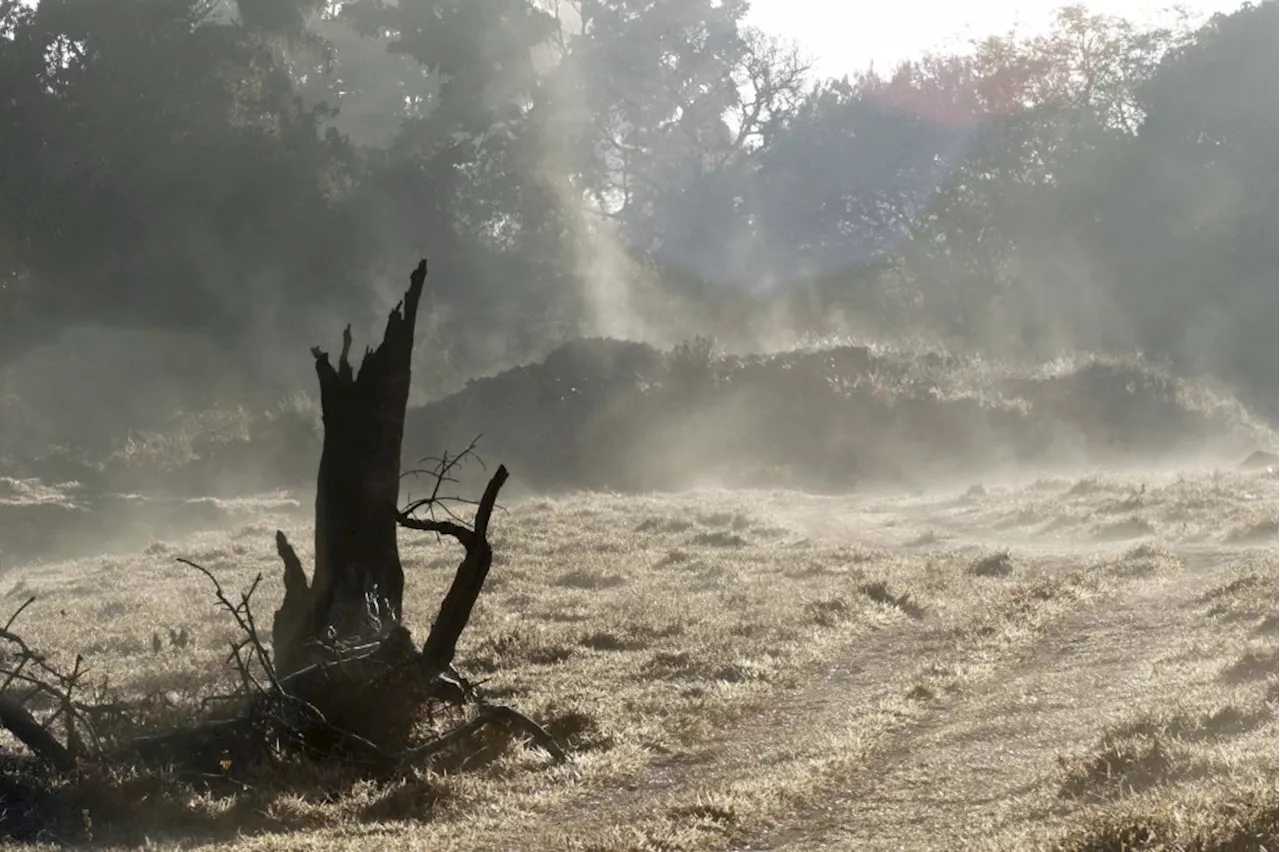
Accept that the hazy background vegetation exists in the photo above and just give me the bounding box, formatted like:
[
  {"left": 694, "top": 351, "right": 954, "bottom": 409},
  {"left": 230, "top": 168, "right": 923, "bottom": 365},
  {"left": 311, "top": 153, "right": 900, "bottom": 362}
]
[
  {"left": 0, "top": 10, "right": 1274, "bottom": 846},
  {"left": 0, "top": 0, "right": 1275, "bottom": 479}
]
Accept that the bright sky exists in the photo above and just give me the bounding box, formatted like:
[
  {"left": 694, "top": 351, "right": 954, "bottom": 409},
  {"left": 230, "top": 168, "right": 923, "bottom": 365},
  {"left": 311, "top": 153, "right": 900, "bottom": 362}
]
[{"left": 743, "top": 0, "right": 1249, "bottom": 79}]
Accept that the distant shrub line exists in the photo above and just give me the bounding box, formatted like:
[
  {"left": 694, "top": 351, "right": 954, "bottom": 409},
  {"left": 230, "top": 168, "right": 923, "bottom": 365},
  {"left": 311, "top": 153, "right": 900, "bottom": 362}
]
[{"left": 5, "top": 337, "right": 1271, "bottom": 498}]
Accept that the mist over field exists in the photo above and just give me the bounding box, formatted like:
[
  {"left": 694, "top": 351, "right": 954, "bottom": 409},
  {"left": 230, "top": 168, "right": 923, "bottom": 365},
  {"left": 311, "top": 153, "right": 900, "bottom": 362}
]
[{"left": 0, "top": 1, "right": 1276, "bottom": 849}]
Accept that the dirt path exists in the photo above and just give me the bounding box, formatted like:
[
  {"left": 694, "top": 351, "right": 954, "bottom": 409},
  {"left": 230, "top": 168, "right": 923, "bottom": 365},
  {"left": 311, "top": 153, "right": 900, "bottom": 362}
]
[
  {"left": 738, "top": 549, "right": 1241, "bottom": 851},
  {"left": 466, "top": 523, "right": 1248, "bottom": 850},
  {"left": 532, "top": 587, "right": 944, "bottom": 847}
]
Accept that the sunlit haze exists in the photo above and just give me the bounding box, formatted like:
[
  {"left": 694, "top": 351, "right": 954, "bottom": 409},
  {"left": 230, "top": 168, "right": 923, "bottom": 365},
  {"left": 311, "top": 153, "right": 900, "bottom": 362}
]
[
  {"left": 746, "top": 0, "right": 1247, "bottom": 78},
  {"left": 0, "top": 0, "right": 1275, "bottom": 846}
]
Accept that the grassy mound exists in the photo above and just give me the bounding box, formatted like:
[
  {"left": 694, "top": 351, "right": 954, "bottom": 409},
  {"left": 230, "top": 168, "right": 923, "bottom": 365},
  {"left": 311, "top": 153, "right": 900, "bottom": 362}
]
[
  {"left": 2, "top": 338, "right": 1271, "bottom": 525},
  {"left": 403, "top": 339, "right": 1273, "bottom": 491}
]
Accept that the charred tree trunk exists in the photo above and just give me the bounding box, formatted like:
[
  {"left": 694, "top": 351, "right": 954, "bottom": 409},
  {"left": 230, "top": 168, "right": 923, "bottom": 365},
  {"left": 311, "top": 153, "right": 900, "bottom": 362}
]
[
  {"left": 0, "top": 258, "right": 563, "bottom": 779},
  {"left": 273, "top": 260, "right": 426, "bottom": 675}
]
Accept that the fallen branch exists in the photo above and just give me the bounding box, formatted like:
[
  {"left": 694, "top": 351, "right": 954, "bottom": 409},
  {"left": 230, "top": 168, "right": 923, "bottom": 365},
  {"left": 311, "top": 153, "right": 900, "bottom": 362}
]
[
  {"left": 0, "top": 693, "right": 75, "bottom": 770},
  {"left": 399, "top": 702, "right": 565, "bottom": 764},
  {"left": 0, "top": 596, "right": 100, "bottom": 767}
]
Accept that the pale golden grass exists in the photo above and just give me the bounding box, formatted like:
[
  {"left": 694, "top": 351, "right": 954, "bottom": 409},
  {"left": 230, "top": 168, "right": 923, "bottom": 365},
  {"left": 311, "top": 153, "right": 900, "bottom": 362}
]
[
  {"left": 966, "top": 553, "right": 1279, "bottom": 852},
  {"left": 0, "top": 491, "right": 931, "bottom": 846},
  {"left": 0, "top": 467, "right": 1273, "bottom": 850},
  {"left": 920, "top": 467, "right": 1279, "bottom": 548}
]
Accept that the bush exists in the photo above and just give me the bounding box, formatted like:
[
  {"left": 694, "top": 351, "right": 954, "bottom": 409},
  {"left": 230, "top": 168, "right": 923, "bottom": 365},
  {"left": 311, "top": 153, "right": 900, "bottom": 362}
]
[{"left": 404, "top": 340, "right": 1273, "bottom": 493}]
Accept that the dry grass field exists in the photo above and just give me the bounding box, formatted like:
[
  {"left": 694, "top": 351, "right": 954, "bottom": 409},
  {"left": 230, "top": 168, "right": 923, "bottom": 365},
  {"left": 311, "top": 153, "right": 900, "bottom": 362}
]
[{"left": 0, "top": 462, "right": 1275, "bottom": 850}]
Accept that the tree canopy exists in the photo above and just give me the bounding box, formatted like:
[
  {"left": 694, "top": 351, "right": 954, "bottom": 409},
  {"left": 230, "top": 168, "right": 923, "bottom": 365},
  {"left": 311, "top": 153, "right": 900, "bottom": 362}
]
[{"left": 1, "top": 0, "right": 1275, "bottom": 445}]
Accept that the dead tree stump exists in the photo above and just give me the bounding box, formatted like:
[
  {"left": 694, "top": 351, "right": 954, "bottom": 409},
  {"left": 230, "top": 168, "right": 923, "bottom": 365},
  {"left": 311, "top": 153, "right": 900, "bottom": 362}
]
[
  {"left": 0, "top": 259, "right": 563, "bottom": 784},
  {"left": 273, "top": 260, "right": 425, "bottom": 677}
]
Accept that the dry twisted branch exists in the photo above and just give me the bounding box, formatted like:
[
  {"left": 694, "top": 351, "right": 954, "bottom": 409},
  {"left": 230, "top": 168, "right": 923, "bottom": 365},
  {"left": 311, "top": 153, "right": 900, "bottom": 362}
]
[
  {"left": 0, "top": 596, "right": 104, "bottom": 768},
  {"left": 399, "top": 435, "right": 494, "bottom": 532},
  {"left": 400, "top": 464, "right": 509, "bottom": 673}
]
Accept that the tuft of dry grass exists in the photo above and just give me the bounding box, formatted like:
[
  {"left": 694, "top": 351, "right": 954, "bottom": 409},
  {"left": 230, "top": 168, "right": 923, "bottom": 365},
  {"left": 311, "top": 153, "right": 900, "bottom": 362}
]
[
  {"left": 1051, "top": 697, "right": 1273, "bottom": 805},
  {"left": 1058, "top": 733, "right": 1182, "bottom": 800},
  {"left": 1048, "top": 777, "right": 1278, "bottom": 852},
  {"left": 968, "top": 549, "right": 1015, "bottom": 577},
  {"left": 1110, "top": 543, "right": 1180, "bottom": 577},
  {"left": 1221, "top": 647, "right": 1279, "bottom": 685},
  {"left": 858, "top": 580, "right": 925, "bottom": 619},
  {"left": 1224, "top": 507, "right": 1279, "bottom": 544}
]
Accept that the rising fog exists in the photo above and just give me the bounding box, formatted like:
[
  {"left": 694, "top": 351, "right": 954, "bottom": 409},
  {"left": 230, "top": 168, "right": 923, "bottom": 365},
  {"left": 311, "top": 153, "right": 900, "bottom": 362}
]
[{"left": 0, "top": 0, "right": 1275, "bottom": 485}]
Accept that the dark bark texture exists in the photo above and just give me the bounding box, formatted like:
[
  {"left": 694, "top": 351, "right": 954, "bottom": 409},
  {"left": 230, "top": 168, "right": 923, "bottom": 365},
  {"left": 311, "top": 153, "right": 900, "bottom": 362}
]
[{"left": 273, "top": 259, "right": 426, "bottom": 675}]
